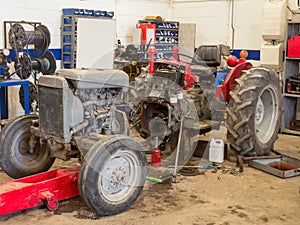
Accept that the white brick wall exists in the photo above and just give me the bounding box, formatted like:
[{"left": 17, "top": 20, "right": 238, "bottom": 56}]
[
  {"left": 172, "top": 0, "right": 297, "bottom": 50},
  {"left": 0, "top": 0, "right": 170, "bottom": 49},
  {"left": 172, "top": 0, "right": 266, "bottom": 50}
]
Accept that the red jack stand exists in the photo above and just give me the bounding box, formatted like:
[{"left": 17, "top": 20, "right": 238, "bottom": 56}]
[
  {"left": 0, "top": 166, "right": 80, "bottom": 216},
  {"left": 151, "top": 147, "right": 162, "bottom": 166}
]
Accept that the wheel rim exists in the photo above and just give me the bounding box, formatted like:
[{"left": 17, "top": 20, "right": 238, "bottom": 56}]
[
  {"left": 255, "top": 86, "right": 279, "bottom": 144},
  {"left": 13, "top": 130, "right": 48, "bottom": 167},
  {"left": 100, "top": 150, "right": 139, "bottom": 202}
]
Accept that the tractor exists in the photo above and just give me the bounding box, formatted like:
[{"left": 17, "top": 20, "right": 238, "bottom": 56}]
[
  {"left": 129, "top": 45, "right": 282, "bottom": 158},
  {"left": 0, "top": 44, "right": 282, "bottom": 216},
  {"left": 0, "top": 68, "right": 147, "bottom": 216}
]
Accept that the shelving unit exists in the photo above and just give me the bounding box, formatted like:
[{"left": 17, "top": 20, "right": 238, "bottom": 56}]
[
  {"left": 61, "top": 15, "right": 77, "bottom": 68},
  {"left": 138, "top": 20, "right": 179, "bottom": 57},
  {"left": 61, "top": 9, "right": 114, "bottom": 69},
  {"left": 282, "top": 21, "right": 300, "bottom": 135}
]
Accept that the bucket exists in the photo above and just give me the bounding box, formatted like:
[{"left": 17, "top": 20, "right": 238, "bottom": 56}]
[{"left": 209, "top": 138, "right": 224, "bottom": 163}]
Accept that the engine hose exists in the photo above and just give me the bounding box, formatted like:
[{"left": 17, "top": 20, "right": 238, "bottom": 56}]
[{"left": 71, "top": 120, "right": 89, "bottom": 134}]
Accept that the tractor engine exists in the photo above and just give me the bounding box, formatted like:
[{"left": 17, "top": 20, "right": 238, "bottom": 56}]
[
  {"left": 36, "top": 68, "right": 130, "bottom": 159},
  {"left": 73, "top": 87, "right": 124, "bottom": 135}
]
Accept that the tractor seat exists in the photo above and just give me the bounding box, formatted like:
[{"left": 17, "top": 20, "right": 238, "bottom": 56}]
[
  {"left": 192, "top": 45, "right": 222, "bottom": 68},
  {"left": 191, "top": 45, "right": 223, "bottom": 76}
]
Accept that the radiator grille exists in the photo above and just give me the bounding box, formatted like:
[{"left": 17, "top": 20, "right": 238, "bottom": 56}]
[{"left": 39, "top": 86, "right": 64, "bottom": 138}]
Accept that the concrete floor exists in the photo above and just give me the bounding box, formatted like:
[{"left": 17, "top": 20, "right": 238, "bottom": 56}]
[{"left": 0, "top": 133, "right": 299, "bottom": 225}]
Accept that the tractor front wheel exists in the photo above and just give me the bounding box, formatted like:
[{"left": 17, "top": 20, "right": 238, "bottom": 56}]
[
  {"left": 78, "top": 135, "right": 147, "bottom": 216},
  {"left": 1, "top": 115, "right": 55, "bottom": 178},
  {"left": 226, "top": 67, "right": 282, "bottom": 156}
]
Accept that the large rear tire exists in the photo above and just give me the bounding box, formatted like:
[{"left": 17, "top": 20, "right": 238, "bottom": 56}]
[
  {"left": 1, "top": 115, "right": 55, "bottom": 178},
  {"left": 226, "top": 67, "right": 282, "bottom": 156},
  {"left": 78, "top": 135, "right": 147, "bottom": 216}
]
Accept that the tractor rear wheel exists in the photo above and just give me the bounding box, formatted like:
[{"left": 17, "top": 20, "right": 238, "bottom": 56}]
[
  {"left": 78, "top": 135, "right": 147, "bottom": 216},
  {"left": 1, "top": 115, "right": 55, "bottom": 178},
  {"left": 226, "top": 67, "right": 282, "bottom": 156}
]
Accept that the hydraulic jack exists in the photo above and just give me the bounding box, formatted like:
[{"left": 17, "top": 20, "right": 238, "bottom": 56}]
[{"left": 0, "top": 166, "right": 80, "bottom": 216}]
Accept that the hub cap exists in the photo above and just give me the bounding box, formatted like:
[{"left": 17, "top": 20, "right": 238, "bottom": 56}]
[
  {"left": 100, "top": 150, "right": 139, "bottom": 202},
  {"left": 255, "top": 86, "right": 278, "bottom": 144}
]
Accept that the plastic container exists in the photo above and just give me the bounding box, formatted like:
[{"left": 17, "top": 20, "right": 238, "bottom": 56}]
[
  {"left": 62, "top": 8, "right": 80, "bottom": 15},
  {"left": 63, "top": 55, "right": 71, "bottom": 61},
  {"left": 93, "top": 10, "right": 102, "bottom": 16},
  {"left": 209, "top": 138, "right": 224, "bottom": 163},
  {"left": 63, "top": 64, "right": 71, "bottom": 69},
  {"left": 63, "top": 27, "right": 72, "bottom": 32},
  {"left": 106, "top": 11, "right": 114, "bottom": 18},
  {"left": 63, "top": 18, "right": 72, "bottom": 24},
  {"left": 63, "top": 36, "right": 71, "bottom": 43},
  {"left": 63, "top": 46, "right": 71, "bottom": 53}
]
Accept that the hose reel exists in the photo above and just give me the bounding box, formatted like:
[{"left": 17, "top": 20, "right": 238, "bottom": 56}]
[
  {"left": 5, "top": 21, "right": 56, "bottom": 79},
  {"left": 15, "top": 50, "right": 56, "bottom": 79},
  {"left": 9, "top": 23, "right": 51, "bottom": 52}
]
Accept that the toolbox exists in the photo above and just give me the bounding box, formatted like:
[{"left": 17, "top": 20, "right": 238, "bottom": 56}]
[{"left": 287, "top": 36, "right": 300, "bottom": 58}]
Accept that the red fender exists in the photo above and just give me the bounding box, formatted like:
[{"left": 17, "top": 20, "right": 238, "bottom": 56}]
[{"left": 216, "top": 62, "right": 253, "bottom": 103}]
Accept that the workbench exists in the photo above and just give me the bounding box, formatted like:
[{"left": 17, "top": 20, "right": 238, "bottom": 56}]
[{"left": 0, "top": 79, "right": 30, "bottom": 119}]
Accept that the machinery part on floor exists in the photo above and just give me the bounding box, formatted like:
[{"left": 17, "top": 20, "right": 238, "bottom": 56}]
[
  {"left": 177, "top": 167, "right": 201, "bottom": 176},
  {"left": 15, "top": 50, "right": 56, "bottom": 79},
  {"left": 248, "top": 154, "right": 300, "bottom": 178},
  {"left": 226, "top": 67, "right": 282, "bottom": 156},
  {"left": 146, "top": 176, "right": 163, "bottom": 183},
  {"left": 78, "top": 135, "right": 147, "bottom": 216},
  {"left": 8, "top": 23, "right": 50, "bottom": 52},
  {"left": 1, "top": 114, "right": 55, "bottom": 178},
  {"left": 236, "top": 152, "right": 282, "bottom": 173},
  {"left": 0, "top": 167, "right": 80, "bottom": 216}
]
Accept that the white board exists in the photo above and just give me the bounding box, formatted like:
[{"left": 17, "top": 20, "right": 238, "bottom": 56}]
[{"left": 76, "top": 18, "right": 116, "bottom": 69}]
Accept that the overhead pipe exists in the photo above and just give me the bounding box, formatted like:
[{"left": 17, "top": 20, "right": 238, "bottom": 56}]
[{"left": 230, "top": 0, "right": 235, "bottom": 52}]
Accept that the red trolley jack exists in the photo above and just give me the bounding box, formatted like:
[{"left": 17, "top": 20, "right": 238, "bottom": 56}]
[{"left": 0, "top": 166, "right": 80, "bottom": 216}]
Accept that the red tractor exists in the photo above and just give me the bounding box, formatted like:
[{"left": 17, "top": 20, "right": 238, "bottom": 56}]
[{"left": 130, "top": 45, "right": 282, "bottom": 157}]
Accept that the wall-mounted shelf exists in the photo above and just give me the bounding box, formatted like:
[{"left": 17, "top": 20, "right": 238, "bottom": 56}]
[
  {"left": 138, "top": 20, "right": 179, "bottom": 56},
  {"left": 282, "top": 21, "right": 300, "bottom": 135}
]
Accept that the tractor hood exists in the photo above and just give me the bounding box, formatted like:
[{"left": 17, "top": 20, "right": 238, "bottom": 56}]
[{"left": 56, "top": 68, "right": 129, "bottom": 89}]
